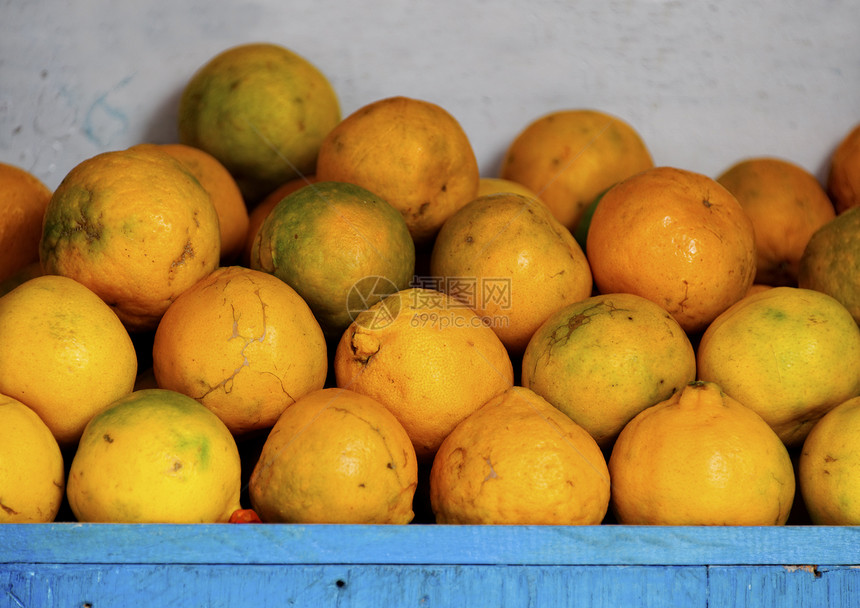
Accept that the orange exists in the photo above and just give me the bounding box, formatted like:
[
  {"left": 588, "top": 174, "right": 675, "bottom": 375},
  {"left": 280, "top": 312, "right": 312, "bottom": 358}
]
[
  {"left": 608, "top": 381, "right": 795, "bottom": 525},
  {"left": 499, "top": 109, "right": 653, "bottom": 231},
  {"left": 429, "top": 386, "right": 610, "bottom": 525},
  {"left": 798, "top": 206, "right": 860, "bottom": 324},
  {"left": 334, "top": 287, "right": 514, "bottom": 461},
  {"left": 0, "top": 394, "right": 65, "bottom": 522},
  {"left": 799, "top": 396, "right": 860, "bottom": 524},
  {"left": 697, "top": 286, "right": 860, "bottom": 447},
  {"left": 716, "top": 156, "right": 835, "bottom": 286},
  {"left": 178, "top": 42, "right": 341, "bottom": 203},
  {"left": 248, "top": 388, "right": 418, "bottom": 523},
  {"left": 67, "top": 388, "right": 243, "bottom": 523},
  {"left": 521, "top": 292, "right": 696, "bottom": 448},
  {"left": 586, "top": 166, "right": 757, "bottom": 334},
  {"left": 39, "top": 145, "right": 221, "bottom": 332},
  {"left": 242, "top": 175, "right": 317, "bottom": 266},
  {"left": 152, "top": 265, "right": 328, "bottom": 437},
  {"left": 0, "top": 274, "right": 137, "bottom": 447},
  {"left": 429, "top": 192, "right": 593, "bottom": 355},
  {"left": 476, "top": 177, "right": 544, "bottom": 201},
  {"left": 0, "top": 162, "right": 52, "bottom": 283},
  {"left": 827, "top": 123, "right": 860, "bottom": 214},
  {"left": 250, "top": 181, "right": 416, "bottom": 339},
  {"left": 316, "top": 95, "right": 480, "bottom": 244},
  {"left": 134, "top": 143, "right": 250, "bottom": 264},
  {"left": 0, "top": 261, "right": 43, "bottom": 298}
]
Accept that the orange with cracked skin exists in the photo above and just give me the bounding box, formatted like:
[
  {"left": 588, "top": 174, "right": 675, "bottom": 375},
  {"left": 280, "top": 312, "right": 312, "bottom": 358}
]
[
  {"left": 586, "top": 166, "right": 757, "bottom": 335},
  {"left": 152, "top": 265, "right": 328, "bottom": 437}
]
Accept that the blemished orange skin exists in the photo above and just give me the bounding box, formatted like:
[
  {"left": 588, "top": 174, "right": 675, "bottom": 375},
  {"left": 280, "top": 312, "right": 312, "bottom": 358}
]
[
  {"left": 430, "top": 386, "right": 610, "bottom": 525},
  {"left": 827, "top": 123, "right": 860, "bottom": 214},
  {"left": 334, "top": 288, "right": 514, "bottom": 462},
  {"left": 696, "top": 286, "right": 860, "bottom": 447},
  {"left": 608, "top": 381, "right": 796, "bottom": 526},
  {"left": 499, "top": 108, "right": 654, "bottom": 231},
  {"left": 249, "top": 388, "right": 418, "bottom": 524},
  {"left": 67, "top": 388, "right": 243, "bottom": 523},
  {"left": 139, "top": 143, "right": 250, "bottom": 264},
  {"left": 39, "top": 145, "right": 221, "bottom": 333},
  {"left": 0, "top": 395, "right": 65, "bottom": 523},
  {"left": 0, "top": 162, "right": 52, "bottom": 284},
  {"left": 521, "top": 292, "right": 696, "bottom": 449},
  {"left": 315, "top": 95, "right": 480, "bottom": 245},
  {"left": 242, "top": 175, "right": 317, "bottom": 267},
  {"left": 800, "top": 396, "right": 860, "bottom": 525},
  {"left": 586, "top": 166, "right": 757, "bottom": 335},
  {"left": 429, "top": 192, "right": 593, "bottom": 356},
  {"left": 716, "top": 156, "right": 835, "bottom": 286},
  {"left": 152, "top": 265, "right": 328, "bottom": 437}
]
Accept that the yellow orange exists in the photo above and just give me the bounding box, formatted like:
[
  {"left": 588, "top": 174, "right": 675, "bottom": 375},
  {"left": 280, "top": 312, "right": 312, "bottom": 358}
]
[
  {"left": 608, "top": 381, "right": 795, "bottom": 525},
  {"left": 249, "top": 388, "right": 418, "bottom": 524},
  {"left": 430, "top": 386, "right": 610, "bottom": 525},
  {"left": 827, "top": 123, "right": 860, "bottom": 214},
  {"left": 334, "top": 288, "right": 514, "bottom": 461}
]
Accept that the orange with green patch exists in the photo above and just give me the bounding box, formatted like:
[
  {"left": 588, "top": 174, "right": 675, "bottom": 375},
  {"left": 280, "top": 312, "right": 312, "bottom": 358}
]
[
  {"left": 521, "top": 292, "right": 696, "bottom": 448},
  {"left": 67, "top": 388, "right": 243, "bottom": 523}
]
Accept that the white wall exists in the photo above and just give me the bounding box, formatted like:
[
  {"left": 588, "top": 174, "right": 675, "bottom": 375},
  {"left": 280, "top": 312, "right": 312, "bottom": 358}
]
[{"left": 2, "top": 0, "right": 857, "bottom": 191}]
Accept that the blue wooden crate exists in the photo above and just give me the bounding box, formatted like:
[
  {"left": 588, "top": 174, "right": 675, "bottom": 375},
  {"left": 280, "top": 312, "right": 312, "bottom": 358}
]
[{"left": 2, "top": 524, "right": 859, "bottom": 606}]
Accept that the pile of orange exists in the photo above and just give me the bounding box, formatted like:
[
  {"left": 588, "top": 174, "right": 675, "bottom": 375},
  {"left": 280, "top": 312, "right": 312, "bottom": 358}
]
[{"left": 1, "top": 40, "right": 859, "bottom": 527}]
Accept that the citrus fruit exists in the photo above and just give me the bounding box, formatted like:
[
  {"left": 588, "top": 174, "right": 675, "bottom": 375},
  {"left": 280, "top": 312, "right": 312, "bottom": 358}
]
[
  {"left": 697, "top": 286, "right": 860, "bottom": 446},
  {"left": 499, "top": 108, "right": 653, "bottom": 231},
  {"left": 799, "top": 396, "right": 860, "bottom": 524},
  {"left": 39, "top": 145, "right": 221, "bottom": 332},
  {"left": 242, "top": 175, "right": 317, "bottom": 266},
  {"left": 334, "top": 287, "right": 514, "bottom": 461},
  {"left": 827, "top": 123, "right": 860, "bottom": 214},
  {"left": 608, "top": 381, "right": 795, "bottom": 525},
  {"left": 716, "top": 156, "right": 835, "bottom": 286},
  {"left": 152, "top": 265, "right": 328, "bottom": 436},
  {"left": 798, "top": 206, "right": 860, "bottom": 324},
  {"left": 178, "top": 42, "right": 340, "bottom": 203},
  {"left": 315, "top": 95, "right": 480, "bottom": 244},
  {"left": 251, "top": 181, "right": 415, "bottom": 339},
  {"left": 429, "top": 386, "right": 610, "bottom": 525},
  {"left": 0, "top": 162, "right": 52, "bottom": 284},
  {"left": 0, "top": 274, "right": 137, "bottom": 446},
  {"left": 429, "top": 192, "right": 593, "bottom": 355},
  {"left": 0, "top": 261, "right": 43, "bottom": 298},
  {"left": 0, "top": 394, "right": 65, "bottom": 522},
  {"left": 586, "top": 166, "right": 757, "bottom": 334},
  {"left": 476, "top": 177, "right": 543, "bottom": 201},
  {"left": 248, "top": 387, "right": 418, "bottom": 524},
  {"left": 521, "top": 292, "right": 696, "bottom": 448},
  {"left": 134, "top": 142, "right": 250, "bottom": 264},
  {"left": 67, "top": 388, "right": 243, "bottom": 523}
]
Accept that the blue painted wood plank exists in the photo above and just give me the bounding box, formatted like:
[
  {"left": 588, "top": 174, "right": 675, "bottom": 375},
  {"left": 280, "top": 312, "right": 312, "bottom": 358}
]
[
  {"left": 3, "top": 524, "right": 860, "bottom": 567},
  {"left": 1, "top": 564, "right": 708, "bottom": 608},
  {"left": 708, "top": 565, "right": 860, "bottom": 608}
]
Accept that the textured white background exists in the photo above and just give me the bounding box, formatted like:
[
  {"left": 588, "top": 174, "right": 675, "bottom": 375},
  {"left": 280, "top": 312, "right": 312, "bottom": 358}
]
[{"left": 1, "top": 0, "right": 858, "bottom": 192}]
